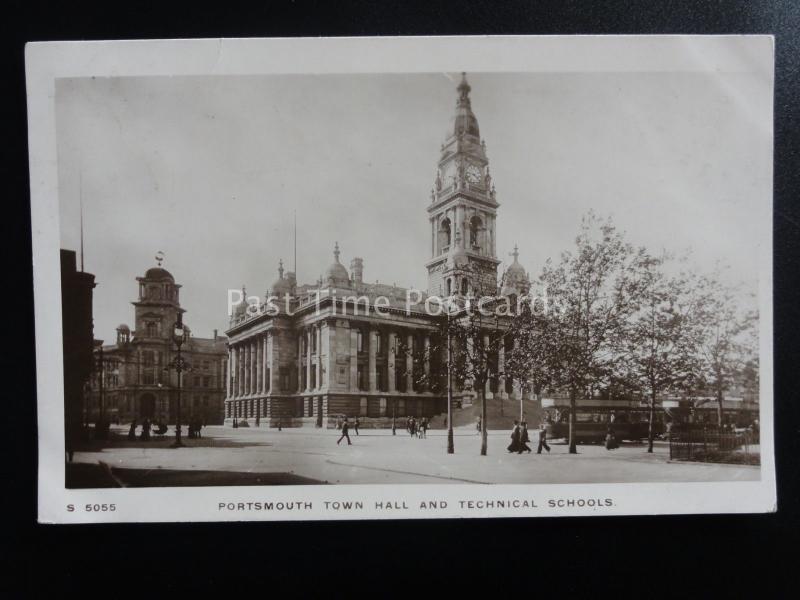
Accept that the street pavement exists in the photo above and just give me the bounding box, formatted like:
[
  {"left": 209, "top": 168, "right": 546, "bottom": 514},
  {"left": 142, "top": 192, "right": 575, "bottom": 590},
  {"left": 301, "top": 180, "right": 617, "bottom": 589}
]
[{"left": 70, "top": 425, "right": 760, "bottom": 486}]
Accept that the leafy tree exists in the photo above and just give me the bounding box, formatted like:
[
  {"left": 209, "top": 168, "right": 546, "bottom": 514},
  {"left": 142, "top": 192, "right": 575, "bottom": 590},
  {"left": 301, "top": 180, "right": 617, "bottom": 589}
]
[
  {"left": 693, "top": 269, "right": 758, "bottom": 426},
  {"left": 619, "top": 252, "right": 701, "bottom": 452},
  {"left": 530, "top": 213, "right": 644, "bottom": 453}
]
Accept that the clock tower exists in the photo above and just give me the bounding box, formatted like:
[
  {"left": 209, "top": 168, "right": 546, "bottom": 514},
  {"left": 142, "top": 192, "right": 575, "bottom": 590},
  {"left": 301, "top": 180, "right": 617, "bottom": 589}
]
[{"left": 426, "top": 73, "right": 501, "bottom": 297}]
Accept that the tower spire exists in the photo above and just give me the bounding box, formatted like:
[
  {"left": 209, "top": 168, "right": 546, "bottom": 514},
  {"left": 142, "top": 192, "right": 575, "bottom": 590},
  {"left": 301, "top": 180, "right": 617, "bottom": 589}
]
[{"left": 457, "top": 72, "right": 471, "bottom": 108}]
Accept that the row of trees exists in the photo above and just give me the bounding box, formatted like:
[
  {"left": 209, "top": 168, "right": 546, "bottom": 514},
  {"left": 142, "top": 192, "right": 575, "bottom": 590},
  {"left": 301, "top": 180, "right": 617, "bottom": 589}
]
[{"left": 429, "top": 213, "right": 758, "bottom": 455}]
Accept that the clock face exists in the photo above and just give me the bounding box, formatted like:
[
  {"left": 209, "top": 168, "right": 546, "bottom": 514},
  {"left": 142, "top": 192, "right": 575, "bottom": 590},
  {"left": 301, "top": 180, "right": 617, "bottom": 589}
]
[{"left": 465, "top": 164, "right": 481, "bottom": 184}]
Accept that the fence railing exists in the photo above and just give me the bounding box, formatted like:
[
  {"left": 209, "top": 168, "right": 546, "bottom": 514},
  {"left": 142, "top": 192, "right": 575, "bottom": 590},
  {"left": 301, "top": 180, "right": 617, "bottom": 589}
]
[{"left": 669, "top": 428, "right": 759, "bottom": 462}]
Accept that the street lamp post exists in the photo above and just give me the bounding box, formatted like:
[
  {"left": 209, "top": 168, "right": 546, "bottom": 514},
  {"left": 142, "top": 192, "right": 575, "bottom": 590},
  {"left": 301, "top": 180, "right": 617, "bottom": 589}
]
[{"left": 171, "top": 313, "right": 188, "bottom": 448}]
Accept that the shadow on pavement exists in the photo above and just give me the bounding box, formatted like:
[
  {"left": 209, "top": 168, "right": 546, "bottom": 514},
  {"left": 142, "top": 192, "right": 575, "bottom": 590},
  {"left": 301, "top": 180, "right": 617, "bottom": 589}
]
[{"left": 66, "top": 462, "right": 325, "bottom": 488}]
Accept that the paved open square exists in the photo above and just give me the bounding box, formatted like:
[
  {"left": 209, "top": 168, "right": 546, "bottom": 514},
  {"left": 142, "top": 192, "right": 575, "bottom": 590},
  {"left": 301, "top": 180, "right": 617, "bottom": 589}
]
[{"left": 68, "top": 425, "right": 760, "bottom": 487}]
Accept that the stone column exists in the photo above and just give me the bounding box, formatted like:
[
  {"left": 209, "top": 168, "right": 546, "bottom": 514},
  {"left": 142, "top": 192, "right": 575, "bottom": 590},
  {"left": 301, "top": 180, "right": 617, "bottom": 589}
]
[
  {"left": 423, "top": 335, "right": 431, "bottom": 391},
  {"left": 297, "top": 332, "right": 303, "bottom": 391},
  {"left": 255, "top": 336, "right": 262, "bottom": 395},
  {"left": 430, "top": 218, "right": 435, "bottom": 257},
  {"left": 306, "top": 328, "right": 313, "bottom": 391},
  {"left": 267, "top": 332, "right": 276, "bottom": 393},
  {"left": 455, "top": 205, "right": 463, "bottom": 249},
  {"left": 237, "top": 345, "right": 244, "bottom": 397},
  {"left": 263, "top": 335, "right": 268, "bottom": 393},
  {"left": 349, "top": 329, "right": 358, "bottom": 391},
  {"left": 387, "top": 331, "right": 396, "bottom": 393},
  {"left": 226, "top": 347, "right": 232, "bottom": 398},
  {"left": 315, "top": 326, "right": 322, "bottom": 390},
  {"left": 406, "top": 333, "right": 414, "bottom": 392},
  {"left": 248, "top": 341, "right": 254, "bottom": 395},
  {"left": 368, "top": 329, "right": 378, "bottom": 392}
]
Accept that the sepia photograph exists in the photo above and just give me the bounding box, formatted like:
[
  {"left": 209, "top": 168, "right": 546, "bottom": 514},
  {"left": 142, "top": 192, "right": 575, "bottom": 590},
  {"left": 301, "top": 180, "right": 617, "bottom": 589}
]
[{"left": 28, "top": 36, "right": 775, "bottom": 522}]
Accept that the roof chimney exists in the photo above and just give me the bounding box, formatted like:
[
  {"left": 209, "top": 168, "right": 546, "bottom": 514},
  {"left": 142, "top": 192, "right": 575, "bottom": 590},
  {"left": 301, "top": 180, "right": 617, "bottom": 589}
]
[{"left": 350, "top": 257, "right": 363, "bottom": 285}]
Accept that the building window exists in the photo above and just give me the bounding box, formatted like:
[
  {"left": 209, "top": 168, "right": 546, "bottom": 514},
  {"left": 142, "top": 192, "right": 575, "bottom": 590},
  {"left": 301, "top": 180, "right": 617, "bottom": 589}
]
[
  {"left": 356, "top": 330, "right": 363, "bottom": 352},
  {"left": 203, "top": 377, "right": 211, "bottom": 388},
  {"left": 145, "top": 322, "right": 158, "bottom": 338},
  {"left": 357, "top": 365, "right": 366, "bottom": 391},
  {"left": 202, "top": 360, "right": 210, "bottom": 372},
  {"left": 374, "top": 331, "right": 382, "bottom": 355}
]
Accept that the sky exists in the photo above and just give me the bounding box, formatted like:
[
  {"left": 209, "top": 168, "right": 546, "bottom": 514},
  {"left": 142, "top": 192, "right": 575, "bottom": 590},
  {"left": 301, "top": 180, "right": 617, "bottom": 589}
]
[{"left": 56, "top": 70, "right": 771, "bottom": 343}]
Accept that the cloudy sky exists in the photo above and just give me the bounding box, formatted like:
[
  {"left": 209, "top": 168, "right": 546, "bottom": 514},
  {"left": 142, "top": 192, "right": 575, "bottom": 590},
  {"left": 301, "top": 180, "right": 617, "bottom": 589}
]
[{"left": 56, "top": 69, "right": 771, "bottom": 343}]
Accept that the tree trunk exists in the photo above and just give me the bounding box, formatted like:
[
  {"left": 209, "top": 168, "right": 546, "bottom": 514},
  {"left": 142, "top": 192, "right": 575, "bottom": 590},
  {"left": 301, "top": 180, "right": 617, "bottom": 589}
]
[
  {"left": 647, "top": 390, "right": 656, "bottom": 453},
  {"left": 480, "top": 384, "right": 488, "bottom": 456},
  {"left": 568, "top": 385, "right": 577, "bottom": 454},
  {"left": 717, "top": 385, "right": 724, "bottom": 429}
]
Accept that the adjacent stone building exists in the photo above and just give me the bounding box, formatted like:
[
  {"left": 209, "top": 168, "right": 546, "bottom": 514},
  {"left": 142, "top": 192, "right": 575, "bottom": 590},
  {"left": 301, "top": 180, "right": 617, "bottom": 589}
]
[
  {"left": 89, "top": 261, "right": 228, "bottom": 425},
  {"left": 61, "top": 249, "right": 96, "bottom": 448},
  {"left": 224, "top": 73, "right": 533, "bottom": 428}
]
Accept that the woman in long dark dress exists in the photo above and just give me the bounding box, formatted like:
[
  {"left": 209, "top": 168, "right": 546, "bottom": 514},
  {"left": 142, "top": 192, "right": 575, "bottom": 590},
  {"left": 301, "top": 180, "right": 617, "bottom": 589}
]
[{"left": 519, "top": 421, "right": 532, "bottom": 453}]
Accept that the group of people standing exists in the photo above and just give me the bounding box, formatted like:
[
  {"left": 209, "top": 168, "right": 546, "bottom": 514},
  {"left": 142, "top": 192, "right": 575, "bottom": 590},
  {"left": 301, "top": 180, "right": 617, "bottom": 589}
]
[
  {"left": 126, "top": 418, "right": 203, "bottom": 441},
  {"left": 507, "top": 420, "right": 551, "bottom": 455},
  {"left": 406, "top": 416, "right": 428, "bottom": 438}
]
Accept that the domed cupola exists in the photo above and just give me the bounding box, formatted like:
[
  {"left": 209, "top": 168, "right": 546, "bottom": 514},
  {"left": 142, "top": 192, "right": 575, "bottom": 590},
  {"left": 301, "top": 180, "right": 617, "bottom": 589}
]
[
  {"left": 326, "top": 242, "right": 350, "bottom": 288},
  {"left": 144, "top": 266, "right": 174, "bottom": 282},
  {"left": 270, "top": 259, "right": 294, "bottom": 297},
  {"left": 502, "top": 245, "right": 530, "bottom": 296}
]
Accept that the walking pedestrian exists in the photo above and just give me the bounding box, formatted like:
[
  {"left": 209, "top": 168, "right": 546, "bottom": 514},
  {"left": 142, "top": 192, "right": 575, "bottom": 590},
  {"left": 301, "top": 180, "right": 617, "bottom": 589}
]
[
  {"left": 409, "top": 416, "right": 417, "bottom": 438},
  {"left": 605, "top": 424, "right": 618, "bottom": 450},
  {"left": 537, "top": 420, "right": 551, "bottom": 454},
  {"left": 507, "top": 420, "right": 521, "bottom": 453},
  {"left": 337, "top": 417, "right": 352, "bottom": 445},
  {"left": 140, "top": 418, "right": 151, "bottom": 441},
  {"left": 476, "top": 416, "right": 482, "bottom": 435},
  {"left": 277, "top": 418, "right": 282, "bottom": 432},
  {"left": 420, "top": 417, "right": 428, "bottom": 439},
  {"left": 519, "top": 421, "right": 532, "bottom": 453},
  {"left": 128, "top": 419, "right": 138, "bottom": 441},
  {"left": 354, "top": 417, "right": 360, "bottom": 436}
]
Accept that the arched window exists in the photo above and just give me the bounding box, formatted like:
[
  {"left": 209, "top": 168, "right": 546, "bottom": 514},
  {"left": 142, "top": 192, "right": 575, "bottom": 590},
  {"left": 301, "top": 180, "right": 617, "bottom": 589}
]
[
  {"left": 446, "top": 278, "right": 452, "bottom": 296},
  {"left": 461, "top": 278, "right": 468, "bottom": 295},
  {"left": 145, "top": 322, "right": 158, "bottom": 338},
  {"left": 470, "top": 215, "right": 483, "bottom": 248},
  {"left": 439, "top": 217, "right": 451, "bottom": 253}
]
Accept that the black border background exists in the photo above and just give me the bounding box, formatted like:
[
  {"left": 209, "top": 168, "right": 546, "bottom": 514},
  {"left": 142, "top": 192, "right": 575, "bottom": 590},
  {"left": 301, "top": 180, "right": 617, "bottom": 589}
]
[{"left": 4, "top": 1, "right": 799, "bottom": 595}]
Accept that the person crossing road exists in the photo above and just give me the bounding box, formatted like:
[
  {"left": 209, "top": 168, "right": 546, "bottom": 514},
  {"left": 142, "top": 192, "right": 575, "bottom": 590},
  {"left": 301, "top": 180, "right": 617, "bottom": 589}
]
[{"left": 337, "top": 417, "right": 352, "bottom": 445}]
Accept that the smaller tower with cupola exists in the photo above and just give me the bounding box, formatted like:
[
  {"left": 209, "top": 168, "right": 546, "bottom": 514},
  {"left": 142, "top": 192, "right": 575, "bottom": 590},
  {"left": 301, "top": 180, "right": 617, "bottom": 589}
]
[{"left": 132, "top": 255, "right": 184, "bottom": 341}]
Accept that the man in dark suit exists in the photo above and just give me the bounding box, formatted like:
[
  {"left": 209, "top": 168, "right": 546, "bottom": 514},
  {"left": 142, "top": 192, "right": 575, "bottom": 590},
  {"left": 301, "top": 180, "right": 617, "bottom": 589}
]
[{"left": 337, "top": 417, "right": 352, "bottom": 445}]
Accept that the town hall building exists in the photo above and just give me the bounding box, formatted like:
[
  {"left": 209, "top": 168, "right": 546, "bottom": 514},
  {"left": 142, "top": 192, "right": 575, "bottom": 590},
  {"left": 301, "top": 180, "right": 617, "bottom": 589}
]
[{"left": 224, "top": 73, "right": 532, "bottom": 427}]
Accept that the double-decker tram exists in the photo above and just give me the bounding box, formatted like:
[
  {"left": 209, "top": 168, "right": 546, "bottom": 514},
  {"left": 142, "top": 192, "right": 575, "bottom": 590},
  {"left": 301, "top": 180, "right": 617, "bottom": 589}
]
[
  {"left": 541, "top": 397, "right": 660, "bottom": 444},
  {"left": 541, "top": 393, "right": 760, "bottom": 444}
]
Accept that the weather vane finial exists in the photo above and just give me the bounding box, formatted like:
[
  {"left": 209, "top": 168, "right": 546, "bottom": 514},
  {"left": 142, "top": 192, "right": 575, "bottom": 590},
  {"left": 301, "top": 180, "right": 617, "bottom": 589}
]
[
  {"left": 510, "top": 245, "right": 519, "bottom": 262},
  {"left": 155, "top": 250, "right": 165, "bottom": 267}
]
